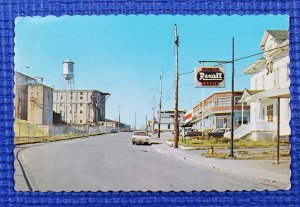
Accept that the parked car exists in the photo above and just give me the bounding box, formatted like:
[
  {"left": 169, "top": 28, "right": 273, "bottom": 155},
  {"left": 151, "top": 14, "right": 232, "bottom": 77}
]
[
  {"left": 186, "top": 129, "right": 203, "bottom": 137},
  {"left": 131, "top": 131, "right": 151, "bottom": 145},
  {"left": 111, "top": 129, "right": 118, "bottom": 133},
  {"left": 207, "top": 128, "right": 226, "bottom": 138}
]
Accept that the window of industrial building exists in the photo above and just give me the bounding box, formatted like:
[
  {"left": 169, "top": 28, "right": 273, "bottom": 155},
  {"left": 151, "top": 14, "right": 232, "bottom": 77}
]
[
  {"left": 70, "top": 110, "right": 72, "bottom": 114},
  {"left": 80, "top": 120, "right": 82, "bottom": 123},
  {"left": 80, "top": 110, "right": 82, "bottom": 114},
  {"left": 80, "top": 96, "right": 83, "bottom": 100},
  {"left": 80, "top": 103, "right": 83, "bottom": 106},
  {"left": 168, "top": 124, "right": 170, "bottom": 129},
  {"left": 61, "top": 95, "right": 63, "bottom": 100},
  {"left": 217, "top": 97, "right": 230, "bottom": 106},
  {"left": 267, "top": 105, "right": 273, "bottom": 122},
  {"left": 80, "top": 92, "right": 83, "bottom": 95}
]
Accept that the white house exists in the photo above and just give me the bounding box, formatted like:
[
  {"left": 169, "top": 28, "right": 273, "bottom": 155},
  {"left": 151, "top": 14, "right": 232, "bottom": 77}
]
[
  {"left": 156, "top": 110, "right": 185, "bottom": 131},
  {"left": 234, "top": 30, "right": 290, "bottom": 141}
]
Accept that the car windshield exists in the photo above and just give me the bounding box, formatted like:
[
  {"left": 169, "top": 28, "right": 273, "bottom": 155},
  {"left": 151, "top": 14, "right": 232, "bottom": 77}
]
[{"left": 134, "top": 132, "right": 147, "bottom": 136}]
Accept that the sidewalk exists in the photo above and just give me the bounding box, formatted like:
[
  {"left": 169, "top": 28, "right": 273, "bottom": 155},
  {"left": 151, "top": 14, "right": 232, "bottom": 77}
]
[{"left": 152, "top": 133, "right": 291, "bottom": 187}]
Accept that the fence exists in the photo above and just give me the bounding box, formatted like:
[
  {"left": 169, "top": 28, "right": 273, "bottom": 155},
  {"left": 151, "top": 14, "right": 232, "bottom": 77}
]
[{"left": 14, "top": 122, "right": 113, "bottom": 144}]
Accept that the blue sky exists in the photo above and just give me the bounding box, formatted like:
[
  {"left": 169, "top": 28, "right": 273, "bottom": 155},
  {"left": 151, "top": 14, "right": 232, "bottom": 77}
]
[{"left": 14, "top": 15, "right": 288, "bottom": 128}]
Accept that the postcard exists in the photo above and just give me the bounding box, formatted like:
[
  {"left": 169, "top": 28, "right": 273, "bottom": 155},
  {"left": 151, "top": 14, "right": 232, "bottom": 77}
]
[{"left": 14, "top": 15, "right": 290, "bottom": 192}]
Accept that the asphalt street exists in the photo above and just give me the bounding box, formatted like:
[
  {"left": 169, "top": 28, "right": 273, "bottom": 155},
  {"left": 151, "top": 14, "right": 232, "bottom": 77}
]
[{"left": 15, "top": 132, "right": 286, "bottom": 192}]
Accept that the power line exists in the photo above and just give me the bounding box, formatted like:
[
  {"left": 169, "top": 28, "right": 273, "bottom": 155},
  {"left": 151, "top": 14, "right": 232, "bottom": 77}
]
[{"left": 179, "top": 44, "right": 288, "bottom": 76}]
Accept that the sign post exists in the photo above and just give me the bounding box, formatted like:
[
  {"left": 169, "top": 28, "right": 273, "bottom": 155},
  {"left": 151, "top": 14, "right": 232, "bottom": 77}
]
[{"left": 197, "top": 37, "right": 235, "bottom": 158}]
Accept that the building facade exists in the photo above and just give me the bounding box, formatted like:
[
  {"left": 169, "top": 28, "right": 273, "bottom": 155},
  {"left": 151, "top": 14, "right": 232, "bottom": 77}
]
[
  {"left": 190, "top": 91, "right": 251, "bottom": 133},
  {"left": 53, "top": 90, "right": 109, "bottom": 125},
  {"left": 155, "top": 110, "right": 185, "bottom": 131},
  {"left": 236, "top": 30, "right": 290, "bottom": 141},
  {"left": 28, "top": 83, "right": 53, "bottom": 125},
  {"left": 14, "top": 71, "right": 36, "bottom": 120}
]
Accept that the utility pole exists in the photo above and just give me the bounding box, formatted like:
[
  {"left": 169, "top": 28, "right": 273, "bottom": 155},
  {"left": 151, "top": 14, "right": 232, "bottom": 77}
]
[
  {"left": 158, "top": 69, "right": 163, "bottom": 138},
  {"left": 118, "top": 106, "right": 121, "bottom": 131},
  {"left": 134, "top": 112, "right": 136, "bottom": 131},
  {"left": 174, "top": 24, "right": 179, "bottom": 148},
  {"left": 229, "top": 37, "right": 235, "bottom": 158},
  {"left": 145, "top": 115, "right": 148, "bottom": 133}
]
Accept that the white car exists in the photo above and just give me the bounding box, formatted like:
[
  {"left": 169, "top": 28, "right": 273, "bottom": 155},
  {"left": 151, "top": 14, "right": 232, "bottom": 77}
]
[{"left": 131, "top": 131, "right": 151, "bottom": 145}]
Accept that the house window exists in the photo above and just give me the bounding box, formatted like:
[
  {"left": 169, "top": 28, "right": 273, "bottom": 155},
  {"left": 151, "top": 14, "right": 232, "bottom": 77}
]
[
  {"left": 234, "top": 96, "right": 241, "bottom": 105},
  {"left": 255, "top": 79, "right": 258, "bottom": 89},
  {"left": 274, "top": 69, "right": 279, "bottom": 87},
  {"left": 217, "top": 97, "right": 231, "bottom": 106},
  {"left": 262, "top": 76, "right": 265, "bottom": 90},
  {"left": 267, "top": 105, "right": 273, "bottom": 122}
]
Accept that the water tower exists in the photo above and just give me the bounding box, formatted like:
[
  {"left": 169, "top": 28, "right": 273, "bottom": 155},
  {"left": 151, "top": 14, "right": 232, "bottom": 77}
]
[{"left": 61, "top": 59, "right": 76, "bottom": 124}]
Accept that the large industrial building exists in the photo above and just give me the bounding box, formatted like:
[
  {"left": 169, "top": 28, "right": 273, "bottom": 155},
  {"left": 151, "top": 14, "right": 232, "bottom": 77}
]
[
  {"left": 28, "top": 83, "right": 53, "bottom": 125},
  {"left": 14, "top": 71, "right": 36, "bottom": 120},
  {"left": 53, "top": 90, "right": 109, "bottom": 125}
]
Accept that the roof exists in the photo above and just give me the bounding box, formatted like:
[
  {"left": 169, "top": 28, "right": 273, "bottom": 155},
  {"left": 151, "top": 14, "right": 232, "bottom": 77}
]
[
  {"left": 260, "top": 30, "right": 288, "bottom": 50},
  {"left": 246, "top": 89, "right": 265, "bottom": 96},
  {"left": 54, "top": 89, "right": 109, "bottom": 95},
  {"left": 266, "top": 30, "right": 288, "bottom": 40},
  {"left": 245, "top": 87, "right": 290, "bottom": 102},
  {"left": 63, "top": 59, "right": 74, "bottom": 63}
]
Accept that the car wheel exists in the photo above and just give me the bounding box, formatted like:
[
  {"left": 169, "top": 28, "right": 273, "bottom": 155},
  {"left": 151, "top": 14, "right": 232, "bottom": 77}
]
[{"left": 132, "top": 142, "right": 136, "bottom": 145}]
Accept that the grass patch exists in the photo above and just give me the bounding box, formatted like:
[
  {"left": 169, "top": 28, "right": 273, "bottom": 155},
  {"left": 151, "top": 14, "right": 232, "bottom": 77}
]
[
  {"left": 203, "top": 150, "right": 290, "bottom": 160},
  {"left": 168, "top": 137, "right": 290, "bottom": 149}
]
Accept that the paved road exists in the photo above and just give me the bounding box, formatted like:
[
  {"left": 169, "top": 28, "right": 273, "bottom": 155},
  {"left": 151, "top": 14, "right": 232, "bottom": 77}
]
[{"left": 15, "top": 132, "right": 285, "bottom": 192}]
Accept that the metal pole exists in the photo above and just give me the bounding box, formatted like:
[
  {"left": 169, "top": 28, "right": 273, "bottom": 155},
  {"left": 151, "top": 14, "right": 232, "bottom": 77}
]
[
  {"left": 158, "top": 69, "right": 163, "bottom": 138},
  {"left": 202, "top": 88, "right": 204, "bottom": 135},
  {"left": 276, "top": 97, "right": 280, "bottom": 164},
  {"left": 145, "top": 115, "right": 148, "bottom": 133},
  {"left": 241, "top": 101, "right": 244, "bottom": 125},
  {"left": 134, "top": 112, "right": 136, "bottom": 131},
  {"left": 230, "top": 37, "right": 235, "bottom": 157},
  {"left": 118, "top": 106, "right": 121, "bottom": 131},
  {"left": 174, "top": 24, "right": 179, "bottom": 148}
]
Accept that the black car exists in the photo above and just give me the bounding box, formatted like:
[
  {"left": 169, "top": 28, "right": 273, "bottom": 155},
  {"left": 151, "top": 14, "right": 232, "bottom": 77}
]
[
  {"left": 186, "top": 130, "right": 203, "bottom": 137},
  {"left": 207, "top": 128, "right": 226, "bottom": 138},
  {"left": 111, "top": 129, "right": 118, "bottom": 133}
]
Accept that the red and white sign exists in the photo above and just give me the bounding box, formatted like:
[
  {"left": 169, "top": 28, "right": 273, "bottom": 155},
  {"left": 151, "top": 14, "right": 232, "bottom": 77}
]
[
  {"left": 184, "top": 110, "right": 193, "bottom": 123},
  {"left": 194, "top": 66, "right": 225, "bottom": 88}
]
